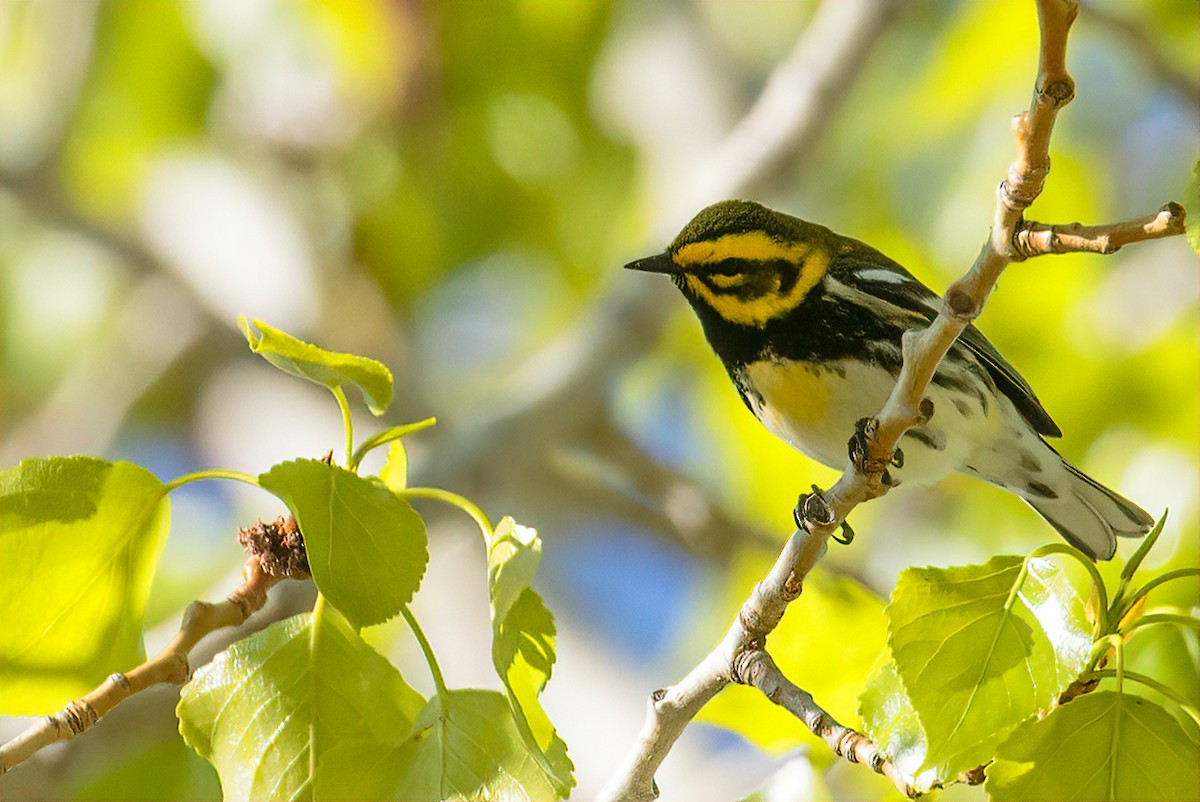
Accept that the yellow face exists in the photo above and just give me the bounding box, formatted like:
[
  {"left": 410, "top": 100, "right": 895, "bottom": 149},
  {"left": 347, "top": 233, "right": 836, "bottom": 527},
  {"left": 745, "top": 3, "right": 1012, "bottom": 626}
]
[{"left": 673, "top": 231, "right": 830, "bottom": 328}]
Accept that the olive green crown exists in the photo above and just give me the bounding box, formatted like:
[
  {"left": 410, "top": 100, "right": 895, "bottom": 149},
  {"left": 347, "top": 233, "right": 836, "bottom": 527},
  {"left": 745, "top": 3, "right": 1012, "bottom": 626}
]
[{"left": 668, "top": 199, "right": 812, "bottom": 252}]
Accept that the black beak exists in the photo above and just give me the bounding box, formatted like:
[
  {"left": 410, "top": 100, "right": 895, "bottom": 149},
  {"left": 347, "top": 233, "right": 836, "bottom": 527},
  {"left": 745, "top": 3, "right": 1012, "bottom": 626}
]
[{"left": 624, "top": 252, "right": 679, "bottom": 275}]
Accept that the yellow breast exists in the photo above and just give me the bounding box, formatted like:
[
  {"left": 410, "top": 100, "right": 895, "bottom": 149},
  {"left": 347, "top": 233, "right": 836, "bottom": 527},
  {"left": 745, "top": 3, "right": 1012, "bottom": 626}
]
[
  {"left": 742, "top": 358, "right": 892, "bottom": 468},
  {"left": 745, "top": 359, "right": 832, "bottom": 433}
]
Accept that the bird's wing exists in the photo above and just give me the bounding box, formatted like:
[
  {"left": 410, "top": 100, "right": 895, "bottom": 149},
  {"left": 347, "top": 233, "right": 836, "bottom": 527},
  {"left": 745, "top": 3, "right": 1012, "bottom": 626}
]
[{"left": 831, "top": 244, "right": 1063, "bottom": 438}]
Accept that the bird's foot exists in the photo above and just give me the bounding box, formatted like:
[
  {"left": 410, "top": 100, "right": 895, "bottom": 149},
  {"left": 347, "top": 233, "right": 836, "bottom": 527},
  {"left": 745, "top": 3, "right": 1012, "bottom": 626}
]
[
  {"left": 793, "top": 486, "right": 856, "bottom": 545},
  {"left": 849, "top": 417, "right": 902, "bottom": 487},
  {"left": 794, "top": 485, "right": 835, "bottom": 531},
  {"left": 834, "top": 518, "right": 855, "bottom": 545}
]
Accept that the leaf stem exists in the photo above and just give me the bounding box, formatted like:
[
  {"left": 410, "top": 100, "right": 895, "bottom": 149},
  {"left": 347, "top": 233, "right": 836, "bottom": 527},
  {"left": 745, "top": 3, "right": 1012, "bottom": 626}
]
[
  {"left": 1084, "top": 638, "right": 1113, "bottom": 674},
  {"left": 1119, "top": 511, "right": 1167, "bottom": 584},
  {"left": 1119, "top": 568, "right": 1200, "bottom": 619},
  {"left": 309, "top": 593, "right": 326, "bottom": 784},
  {"left": 164, "top": 468, "right": 260, "bottom": 493},
  {"left": 1092, "top": 669, "right": 1200, "bottom": 725},
  {"left": 348, "top": 417, "right": 437, "bottom": 472},
  {"left": 399, "top": 487, "right": 493, "bottom": 541},
  {"left": 401, "top": 605, "right": 448, "bottom": 698},
  {"left": 1123, "top": 612, "right": 1200, "bottom": 635},
  {"left": 1111, "top": 635, "right": 1125, "bottom": 694},
  {"left": 331, "top": 386, "right": 354, "bottom": 469},
  {"left": 1030, "top": 543, "right": 1110, "bottom": 633}
]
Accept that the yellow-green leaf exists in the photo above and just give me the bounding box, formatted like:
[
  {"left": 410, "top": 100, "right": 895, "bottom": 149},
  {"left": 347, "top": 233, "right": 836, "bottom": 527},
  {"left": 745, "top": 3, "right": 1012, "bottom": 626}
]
[
  {"left": 259, "top": 459, "right": 427, "bottom": 628},
  {"left": 486, "top": 517, "right": 574, "bottom": 797},
  {"left": 177, "top": 608, "right": 424, "bottom": 802},
  {"left": 986, "top": 692, "right": 1200, "bottom": 801},
  {"left": 0, "top": 457, "right": 169, "bottom": 713},
  {"left": 393, "top": 690, "right": 563, "bottom": 802},
  {"left": 887, "top": 555, "right": 1091, "bottom": 780},
  {"left": 239, "top": 317, "right": 393, "bottom": 415}
]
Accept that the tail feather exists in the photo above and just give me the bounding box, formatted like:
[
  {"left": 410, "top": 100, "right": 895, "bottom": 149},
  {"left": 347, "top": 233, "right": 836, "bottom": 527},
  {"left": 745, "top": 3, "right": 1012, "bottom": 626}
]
[{"left": 1025, "top": 461, "right": 1153, "bottom": 561}]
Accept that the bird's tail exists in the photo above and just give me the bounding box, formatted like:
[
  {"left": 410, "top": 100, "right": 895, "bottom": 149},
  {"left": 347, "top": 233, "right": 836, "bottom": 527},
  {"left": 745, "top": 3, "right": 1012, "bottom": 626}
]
[{"left": 1023, "top": 460, "right": 1153, "bottom": 561}]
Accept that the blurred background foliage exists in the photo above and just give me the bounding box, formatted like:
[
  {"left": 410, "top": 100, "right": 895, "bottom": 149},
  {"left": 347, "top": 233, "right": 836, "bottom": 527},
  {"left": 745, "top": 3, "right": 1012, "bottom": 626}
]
[{"left": 0, "top": 1, "right": 1196, "bottom": 800}]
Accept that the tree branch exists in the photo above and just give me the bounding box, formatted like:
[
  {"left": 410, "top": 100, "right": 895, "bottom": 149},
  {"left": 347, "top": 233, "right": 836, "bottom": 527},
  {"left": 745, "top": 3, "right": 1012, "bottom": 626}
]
[
  {"left": 601, "top": 0, "right": 1188, "bottom": 798},
  {"left": 0, "top": 555, "right": 285, "bottom": 775},
  {"left": 735, "top": 650, "right": 913, "bottom": 797},
  {"left": 1013, "top": 203, "right": 1187, "bottom": 258}
]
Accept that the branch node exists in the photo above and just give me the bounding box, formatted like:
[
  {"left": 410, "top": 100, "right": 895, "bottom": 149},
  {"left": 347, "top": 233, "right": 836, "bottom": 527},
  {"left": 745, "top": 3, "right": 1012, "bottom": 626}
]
[
  {"left": 1161, "top": 201, "right": 1186, "bottom": 226},
  {"left": 958, "top": 765, "right": 988, "bottom": 786},
  {"left": 165, "top": 653, "right": 190, "bottom": 684},
  {"left": 226, "top": 588, "right": 256, "bottom": 623},
  {"left": 945, "top": 285, "right": 980, "bottom": 320},
  {"left": 650, "top": 688, "right": 667, "bottom": 704},
  {"left": 58, "top": 699, "right": 99, "bottom": 736},
  {"left": 738, "top": 599, "right": 765, "bottom": 635},
  {"left": 109, "top": 672, "right": 132, "bottom": 693},
  {"left": 917, "top": 397, "right": 935, "bottom": 423},
  {"left": 1038, "top": 76, "right": 1076, "bottom": 106},
  {"left": 838, "top": 730, "right": 860, "bottom": 762}
]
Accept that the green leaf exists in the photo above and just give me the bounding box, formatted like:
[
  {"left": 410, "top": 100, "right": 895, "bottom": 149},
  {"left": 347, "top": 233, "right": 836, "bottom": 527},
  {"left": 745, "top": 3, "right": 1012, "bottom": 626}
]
[
  {"left": 698, "top": 557, "right": 887, "bottom": 757},
  {"left": 177, "top": 607, "right": 425, "bottom": 801},
  {"left": 1125, "top": 609, "right": 1200, "bottom": 718},
  {"left": 0, "top": 457, "right": 169, "bottom": 713},
  {"left": 887, "top": 555, "right": 1091, "bottom": 779},
  {"left": 239, "top": 317, "right": 394, "bottom": 415},
  {"left": 393, "top": 689, "right": 563, "bottom": 802},
  {"left": 858, "top": 659, "right": 938, "bottom": 794},
  {"left": 380, "top": 440, "right": 408, "bottom": 492},
  {"left": 985, "top": 692, "right": 1200, "bottom": 801},
  {"left": 486, "top": 517, "right": 574, "bottom": 796},
  {"left": 259, "top": 459, "right": 428, "bottom": 628}
]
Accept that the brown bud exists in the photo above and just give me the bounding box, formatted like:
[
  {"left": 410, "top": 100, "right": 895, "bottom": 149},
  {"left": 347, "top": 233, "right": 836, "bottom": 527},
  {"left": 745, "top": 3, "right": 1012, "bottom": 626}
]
[{"left": 238, "top": 516, "right": 310, "bottom": 579}]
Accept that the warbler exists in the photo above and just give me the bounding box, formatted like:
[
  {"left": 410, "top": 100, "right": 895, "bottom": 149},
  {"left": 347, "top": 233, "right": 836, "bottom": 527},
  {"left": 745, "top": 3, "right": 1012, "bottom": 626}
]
[{"left": 626, "top": 199, "right": 1152, "bottom": 560}]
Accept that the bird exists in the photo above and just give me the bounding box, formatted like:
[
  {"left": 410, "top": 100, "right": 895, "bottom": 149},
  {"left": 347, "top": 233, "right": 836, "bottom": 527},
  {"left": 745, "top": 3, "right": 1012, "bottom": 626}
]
[{"left": 625, "top": 199, "right": 1153, "bottom": 560}]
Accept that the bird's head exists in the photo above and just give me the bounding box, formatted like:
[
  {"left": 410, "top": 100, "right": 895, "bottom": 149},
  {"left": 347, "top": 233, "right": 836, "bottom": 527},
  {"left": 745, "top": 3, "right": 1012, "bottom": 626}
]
[{"left": 625, "top": 199, "right": 833, "bottom": 328}]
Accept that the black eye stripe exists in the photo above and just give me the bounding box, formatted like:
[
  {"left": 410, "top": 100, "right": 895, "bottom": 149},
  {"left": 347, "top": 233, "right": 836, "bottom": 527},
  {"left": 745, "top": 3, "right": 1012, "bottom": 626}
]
[
  {"left": 697, "top": 274, "right": 745, "bottom": 295},
  {"left": 695, "top": 259, "right": 802, "bottom": 296},
  {"left": 776, "top": 261, "right": 801, "bottom": 294},
  {"left": 700, "top": 258, "right": 755, "bottom": 277}
]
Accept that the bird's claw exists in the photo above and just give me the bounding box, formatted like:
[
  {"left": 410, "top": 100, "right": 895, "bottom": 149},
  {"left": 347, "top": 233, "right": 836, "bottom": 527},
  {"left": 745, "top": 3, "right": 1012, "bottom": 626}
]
[
  {"left": 794, "top": 486, "right": 856, "bottom": 546},
  {"left": 848, "top": 418, "right": 874, "bottom": 472},
  {"left": 794, "top": 484, "right": 836, "bottom": 531},
  {"left": 849, "top": 417, "right": 902, "bottom": 487}
]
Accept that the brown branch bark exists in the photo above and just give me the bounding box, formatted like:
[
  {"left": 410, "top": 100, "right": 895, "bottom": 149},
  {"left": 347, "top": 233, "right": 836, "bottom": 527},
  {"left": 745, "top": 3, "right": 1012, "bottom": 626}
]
[
  {"left": 0, "top": 556, "right": 283, "bottom": 776},
  {"left": 1013, "top": 203, "right": 1187, "bottom": 258},
  {"left": 735, "top": 650, "right": 914, "bottom": 796},
  {"left": 601, "top": 0, "right": 1188, "bottom": 799}
]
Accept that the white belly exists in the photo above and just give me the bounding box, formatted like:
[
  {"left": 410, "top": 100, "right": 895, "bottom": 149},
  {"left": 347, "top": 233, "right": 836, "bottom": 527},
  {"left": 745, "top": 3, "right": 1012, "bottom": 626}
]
[{"left": 743, "top": 358, "right": 998, "bottom": 487}]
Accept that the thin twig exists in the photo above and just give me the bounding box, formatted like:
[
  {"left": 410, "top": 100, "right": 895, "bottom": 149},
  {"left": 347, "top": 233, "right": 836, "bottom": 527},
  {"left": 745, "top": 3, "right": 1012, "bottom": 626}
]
[
  {"left": 736, "top": 650, "right": 913, "bottom": 797},
  {"left": 0, "top": 556, "right": 283, "bottom": 775},
  {"left": 601, "top": 0, "right": 1188, "bottom": 798},
  {"left": 599, "top": 530, "right": 808, "bottom": 802},
  {"left": 1013, "top": 203, "right": 1187, "bottom": 258}
]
